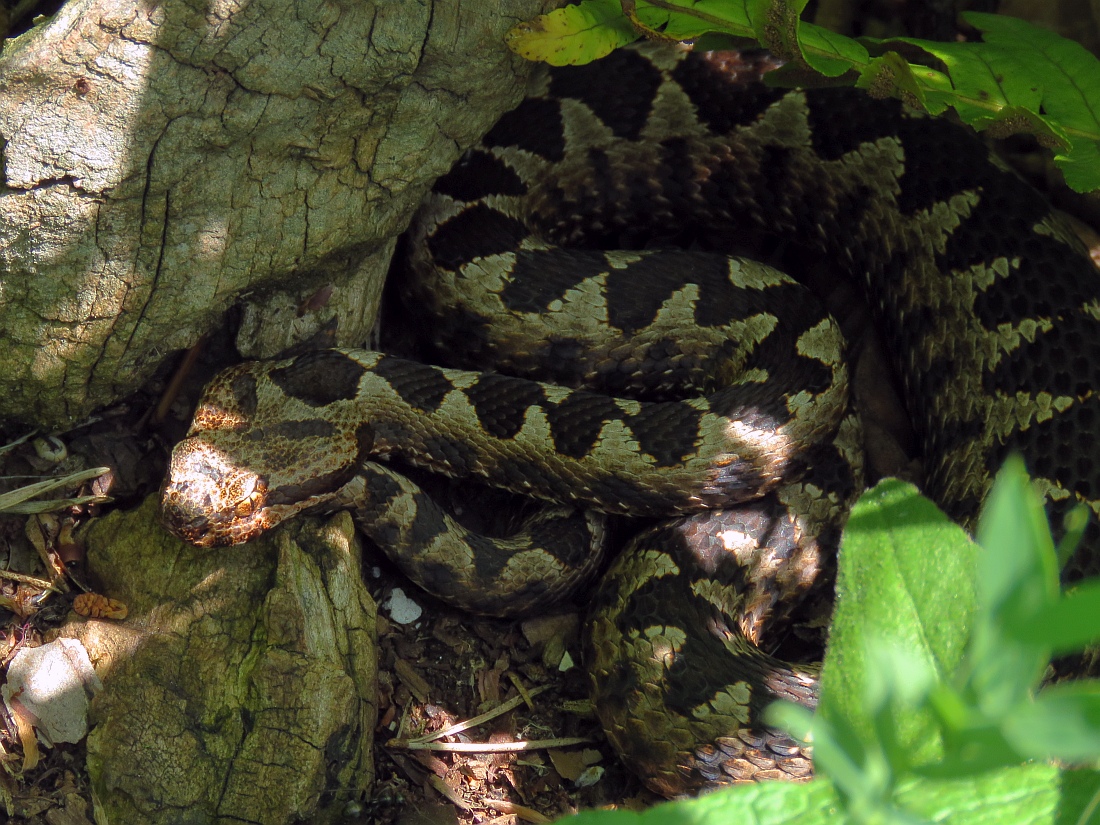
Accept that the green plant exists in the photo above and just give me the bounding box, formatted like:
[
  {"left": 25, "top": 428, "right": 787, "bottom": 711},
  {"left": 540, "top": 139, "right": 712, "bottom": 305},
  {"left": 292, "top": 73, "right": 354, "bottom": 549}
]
[
  {"left": 559, "top": 457, "right": 1100, "bottom": 824},
  {"left": 507, "top": 1, "right": 1100, "bottom": 192}
]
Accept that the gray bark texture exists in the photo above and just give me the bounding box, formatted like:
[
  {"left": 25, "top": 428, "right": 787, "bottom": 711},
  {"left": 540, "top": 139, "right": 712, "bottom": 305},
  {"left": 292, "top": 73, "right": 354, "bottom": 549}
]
[{"left": 0, "top": 0, "right": 554, "bottom": 428}]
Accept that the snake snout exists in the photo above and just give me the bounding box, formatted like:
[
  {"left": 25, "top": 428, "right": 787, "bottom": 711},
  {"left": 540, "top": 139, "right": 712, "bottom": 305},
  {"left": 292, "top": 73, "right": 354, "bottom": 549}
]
[{"left": 160, "top": 437, "right": 273, "bottom": 547}]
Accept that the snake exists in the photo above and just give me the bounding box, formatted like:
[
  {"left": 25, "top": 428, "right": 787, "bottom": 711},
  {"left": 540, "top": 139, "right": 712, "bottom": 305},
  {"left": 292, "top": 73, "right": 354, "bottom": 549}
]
[{"left": 160, "top": 41, "right": 1100, "bottom": 797}]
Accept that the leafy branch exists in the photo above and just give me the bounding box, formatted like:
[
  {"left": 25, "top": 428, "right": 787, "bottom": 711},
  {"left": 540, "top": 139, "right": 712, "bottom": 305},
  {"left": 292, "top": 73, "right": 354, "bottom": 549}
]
[{"left": 506, "top": 0, "right": 1100, "bottom": 192}]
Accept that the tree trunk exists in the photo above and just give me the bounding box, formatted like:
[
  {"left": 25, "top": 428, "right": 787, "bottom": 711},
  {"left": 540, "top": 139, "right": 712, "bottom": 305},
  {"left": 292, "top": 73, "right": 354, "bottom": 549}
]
[{"left": 0, "top": 0, "right": 554, "bottom": 428}]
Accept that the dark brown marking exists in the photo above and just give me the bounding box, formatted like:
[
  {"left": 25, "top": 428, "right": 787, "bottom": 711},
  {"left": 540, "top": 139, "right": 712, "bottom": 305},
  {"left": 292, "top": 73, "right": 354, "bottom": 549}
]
[
  {"left": 936, "top": 166, "right": 1049, "bottom": 276},
  {"left": 268, "top": 351, "right": 366, "bottom": 407},
  {"left": 743, "top": 326, "right": 833, "bottom": 402},
  {"left": 987, "top": 318, "right": 1100, "bottom": 400},
  {"left": 372, "top": 356, "right": 453, "bottom": 414},
  {"left": 548, "top": 392, "right": 624, "bottom": 460},
  {"left": 803, "top": 88, "right": 903, "bottom": 161},
  {"left": 589, "top": 473, "right": 681, "bottom": 513},
  {"left": 694, "top": 274, "right": 797, "bottom": 330},
  {"left": 466, "top": 530, "right": 521, "bottom": 583},
  {"left": 655, "top": 137, "right": 702, "bottom": 214},
  {"left": 426, "top": 204, "right": 529, "bottom": 271},
  {"left": 527, "top": 510, "right": 593, "bottom": 568},
  {"left": 356, "top": 422, "right": 375, "bottom": 457},
  {"left": 229, "top": 372, "right": 259, "bottom": 416},
  {"left": 482, "top": 97, "right": 566, "bottom": 161},
  {"left": 465, "top": 373, "right": 547, "bottom": 439},
  {"left": 415, "top": 434, "right": 485, "bottom": 478},
  {"left": 403, "top": 493, "right": 450, "bottom": 551},
  {"left": 705, "top": 377, "right": 793, "bottom": 431},
  {"left": 996, "top": 397, "right": 1100, "bottom": 550},
  {"left": 605, "top": 251, "right": 766, "bottom": 333},
  {"left": 432, "top": 150, "right": 528, "bottom": 202},
  {"left": 548, "top": 48, "right": 662, "bottom": 141},
  {"left": 670, "top": 52, "right": 785, "bottom": 135},
  {"left": 501, "top": 248, "right": 608, "bottom": 313},
  {"left": 268, "top": 465, "right": 354, "bottom": 505},
  {"left": 354, "top": 468, "right": 447, "bottom": 552},
  {"left": 627, "top": 401, "right": 703, "bottom": 467},
  {"left": 893, "top": 115, "right": 1003, "bottom": 216}
]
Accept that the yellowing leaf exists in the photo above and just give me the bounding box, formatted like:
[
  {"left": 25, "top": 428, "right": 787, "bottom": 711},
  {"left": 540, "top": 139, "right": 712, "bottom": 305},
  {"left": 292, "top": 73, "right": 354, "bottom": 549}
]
[{"left": 506, "top": 1, "right": 637, "bottom": 66}]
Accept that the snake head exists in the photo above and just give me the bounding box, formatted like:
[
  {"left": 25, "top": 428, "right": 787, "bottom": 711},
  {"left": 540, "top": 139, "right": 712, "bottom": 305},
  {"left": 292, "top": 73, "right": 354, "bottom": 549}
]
[
  {"left": 160, "top": 436, "right": 275, "bottom": 547},
  {"left": 160, "top": 358, "right": 374, "bottom": 547}
]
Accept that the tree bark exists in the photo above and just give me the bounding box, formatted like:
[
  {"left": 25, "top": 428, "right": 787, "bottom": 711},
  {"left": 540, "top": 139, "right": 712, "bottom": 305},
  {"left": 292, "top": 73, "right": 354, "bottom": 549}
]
[{"left": 0, "top": 0, "right": 554, "bottom": 428}]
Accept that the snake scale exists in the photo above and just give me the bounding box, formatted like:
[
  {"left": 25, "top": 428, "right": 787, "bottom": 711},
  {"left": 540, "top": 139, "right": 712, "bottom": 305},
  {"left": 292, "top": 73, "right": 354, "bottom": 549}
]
[{"left": 161, "top": 42, "right": 1100, "bottom": 796}]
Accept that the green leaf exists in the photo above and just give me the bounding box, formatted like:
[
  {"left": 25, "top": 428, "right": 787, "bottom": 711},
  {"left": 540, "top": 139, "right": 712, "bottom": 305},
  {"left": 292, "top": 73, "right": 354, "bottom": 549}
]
[
  {"left": 856, "top": 52, "right": 934, "bottom": 112},
  {"left": 864, "top": 13, "right": 1100, "bottom": 191},
  {"left": 968, "top": 456, "right": 1060, "bottom": 716},
  {"left": 1056, "top": 137, "right": 1100, "bottom": 193},
  {"left": 819, "top": 480, "right": 977, "bottom": 768},
  {"left": 1007, "top": 578, "right": 1100, "bottom": 655},
  {"left": 895, "top": 765, "right": 1100, "bottom": 824},
  {"left": 505, "top": 0, "right": 637, "bottom": 66},
  {"left": 745, "top": 0, "right": 806, "bottom": 62},
  {"left": 647, "top": 0, "right": 753, "bottom": 40},
  {"left": 797, "top": 21, "right": 867, "bottom": 77},
  {"left": 562, "top": 777, "right": 841, "bottom": 825},
  {"left": 1004, "top": 682, "right": 1100, "bottom": 763},
  {"left": 963, "top": 12, "right": 1100, "bottom": 133},
  {"left": 508, "top": 4, "right": 1100, "bottom": 190},
  {"left": 556, "top": 764, "right": 1100, "bottom": 824}
]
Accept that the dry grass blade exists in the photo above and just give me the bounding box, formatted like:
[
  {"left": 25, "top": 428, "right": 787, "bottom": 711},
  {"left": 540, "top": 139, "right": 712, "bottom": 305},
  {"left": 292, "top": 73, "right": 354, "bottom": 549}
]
[
  {"left": 0, "top": 467, "right": 113, "bottom": 514},
  {"left": 392, "top": 737, "right": 590, "bottom": 753}
]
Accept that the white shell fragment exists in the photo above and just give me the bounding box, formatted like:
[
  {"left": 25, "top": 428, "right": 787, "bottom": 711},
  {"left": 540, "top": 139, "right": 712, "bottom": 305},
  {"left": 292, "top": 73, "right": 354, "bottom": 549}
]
[
  {"left": 2, "top": 638, "right": 102, "bottom": 745},
  {"left": 382, "top": 587, "right": 423, "bottom": 625}
]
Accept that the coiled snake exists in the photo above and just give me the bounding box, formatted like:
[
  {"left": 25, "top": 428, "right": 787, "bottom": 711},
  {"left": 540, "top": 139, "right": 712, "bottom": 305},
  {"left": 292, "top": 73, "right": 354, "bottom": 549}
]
[{"left": 161, "top": 42, "right": 1100, "bottom": 796}]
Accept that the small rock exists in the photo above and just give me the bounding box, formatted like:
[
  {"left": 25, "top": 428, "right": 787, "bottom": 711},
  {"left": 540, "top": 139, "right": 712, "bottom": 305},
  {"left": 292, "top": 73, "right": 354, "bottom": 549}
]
[
  {"left": 383, "top": 587, "right": 423, "bottom": 624},
  {"left": 2, "top": 638, "right": 101, "bottom": 745}
]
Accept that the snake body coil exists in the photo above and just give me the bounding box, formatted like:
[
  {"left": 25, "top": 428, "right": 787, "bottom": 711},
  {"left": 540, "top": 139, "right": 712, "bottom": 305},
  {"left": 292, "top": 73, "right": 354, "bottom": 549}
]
[{"left": 162, "top": 42, "right": 1100, "bottom": 796}]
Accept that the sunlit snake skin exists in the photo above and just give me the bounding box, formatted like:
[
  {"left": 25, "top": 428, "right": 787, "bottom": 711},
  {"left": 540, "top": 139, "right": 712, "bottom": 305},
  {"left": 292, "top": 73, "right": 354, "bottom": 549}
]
[{"left": 162, "top": 41, "right": 1100, "bottom": 796}]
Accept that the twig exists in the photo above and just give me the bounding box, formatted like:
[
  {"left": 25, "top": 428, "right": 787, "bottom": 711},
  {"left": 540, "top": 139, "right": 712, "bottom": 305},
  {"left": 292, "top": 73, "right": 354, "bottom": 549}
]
[
  {"left": 483, "top": 798, "right": 552, "bottom": 823},
  {"left": 403, "top": 685, "right": 551, "bottom": 745}
]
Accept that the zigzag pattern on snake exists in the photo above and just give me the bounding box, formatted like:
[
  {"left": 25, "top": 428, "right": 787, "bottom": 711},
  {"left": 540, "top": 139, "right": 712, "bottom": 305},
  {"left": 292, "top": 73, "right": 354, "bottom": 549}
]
[{"left": 161, "top": 42, "right": 1100, "bottom": 796}]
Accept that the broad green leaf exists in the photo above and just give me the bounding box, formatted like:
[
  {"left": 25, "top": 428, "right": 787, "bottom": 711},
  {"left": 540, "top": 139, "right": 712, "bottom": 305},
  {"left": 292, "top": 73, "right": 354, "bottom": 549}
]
[
  {"left": 746, "top": 0, "right": 807, "bottom": 63},
  {"left": 556, "top": 765, "right": 1100, "bottom": 824},
  {"left": 797, "top": 21, "right": 867, "bottom": 77},
  {"left": 919, "top": 684, "right": 1024, "bottom": 779},
  {"left": 856, "top": 52, "right": 933, "bottom": 112},
  {"left": 1056, "top": 503, "right": 1089, "bottom": 569},
  {"left": 1007, "top": 578, "right": 1100, "bottom": 655},
  {"left": 643, "top": 0, "right": 753, "bottom": 40},
  {"left": 1057, "top": 136, "right": 1100, "bottom": 193},
  {"left": 819, "top": 480, "right": 977, "bottom": 767},
  {"left": 969, "top": 456, "right": 1059, "bottom": 716},
  {"left": 866, "top": 13, "right": 1100, "bottom": 191},
  {"left": 964, "top": 12, "right": 1100, "bottom": 133},
  {"left": 1004, "top": 682, "right": 1100, "bottom": 762},
  {"left": 895, "top": 765, "right": 1100, "bottom": 824},
  {"left": 978, "top": 106, "right": 1070, "bottom": 151},
  {"left": 563, "top": 777, "right": 841, "bottom": 825},
  {"left": 505, "top": 0, "right": 637, "bottom": 66}
]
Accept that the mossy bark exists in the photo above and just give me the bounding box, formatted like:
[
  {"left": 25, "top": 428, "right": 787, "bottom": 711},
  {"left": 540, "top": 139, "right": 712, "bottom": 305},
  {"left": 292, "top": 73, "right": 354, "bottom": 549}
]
[
  {"left": 67, "top": 500, "right": 377, "bottom": 824},
  {"left": 0, "top": 0, "right": 554, "bottom": 428}
]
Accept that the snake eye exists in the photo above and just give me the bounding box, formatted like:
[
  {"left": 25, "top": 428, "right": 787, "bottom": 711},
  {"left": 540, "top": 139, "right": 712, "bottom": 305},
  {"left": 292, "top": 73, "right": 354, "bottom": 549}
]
[{"left": 233, "top": 477, "right": 267, "bottom": 518}]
